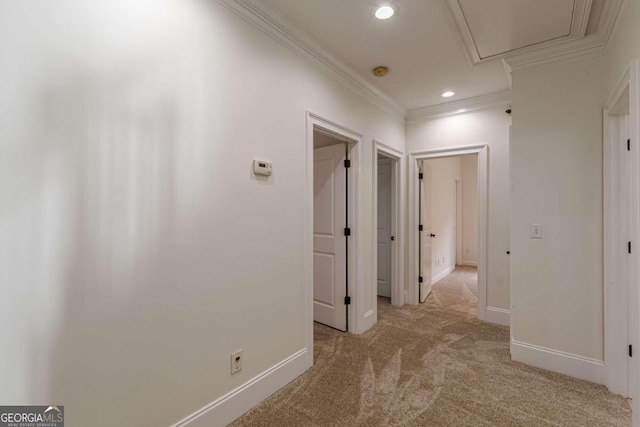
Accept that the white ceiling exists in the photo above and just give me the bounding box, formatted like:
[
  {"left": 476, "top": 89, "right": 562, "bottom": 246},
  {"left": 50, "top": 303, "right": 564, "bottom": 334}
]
[
  {"left": 252, "top": 0, "right": 617, "bottom": 112},
  {"left": 459, "top": 0, "right": 574, "bottom": 59}
]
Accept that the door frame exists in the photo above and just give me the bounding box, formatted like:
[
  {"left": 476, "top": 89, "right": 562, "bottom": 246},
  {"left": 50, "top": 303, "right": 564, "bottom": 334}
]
[
  {"left": 603, "top": 60, "right": 640, "bottom": 404},
  {"left": 455, "top": 178, "right": 463, "bottom": 266},
  {"left": 305, "top": 112, "right": 363, "bottom": 366},
  {"left": 373, "top": 141, "right": 404, "bottom": 308},
  {"left": 408, "top": 145, "right": 488, "bottom": 320}
]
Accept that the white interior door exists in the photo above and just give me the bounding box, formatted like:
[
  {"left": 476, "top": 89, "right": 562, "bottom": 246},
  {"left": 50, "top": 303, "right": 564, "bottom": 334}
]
[
  {"left": 377, "top": 158, "right": 392, "bottom": 298},
  {"left": 420, "top": 162, "right": 433, "bottom": 302},
  {"left": 314, "top": 144, "right": 347, "bottom": 331}
]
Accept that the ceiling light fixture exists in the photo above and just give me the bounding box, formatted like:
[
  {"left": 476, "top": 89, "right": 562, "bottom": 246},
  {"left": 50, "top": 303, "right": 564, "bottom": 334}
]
[
  {"left": 441, "top": 91, "right": 455, "bottom": 98},
  {"left": 375, "top": 5, "right": 396, "bottom": 20}
]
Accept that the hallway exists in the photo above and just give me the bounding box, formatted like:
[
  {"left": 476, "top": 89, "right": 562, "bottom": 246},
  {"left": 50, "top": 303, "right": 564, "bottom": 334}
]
[{"left": 233, "top": 267, "right": 630, "bottom": 426}]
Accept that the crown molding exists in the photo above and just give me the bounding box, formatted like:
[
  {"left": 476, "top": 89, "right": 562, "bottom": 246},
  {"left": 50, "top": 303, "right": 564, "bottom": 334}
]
[
  {"left": 215, "top": 0, "right": 407, "bottom": 122},
  {"left": 446, "top": 0, "right": 593, "bottom": 66},
  {"left": 503, "top": 40, "right": 606, "bottom": 73},
  {"left": 406, "top": 90, "right": 511, "bottom": 124},
  {"left": 503, "top": 0, "right": 622, "bottom": 73}
]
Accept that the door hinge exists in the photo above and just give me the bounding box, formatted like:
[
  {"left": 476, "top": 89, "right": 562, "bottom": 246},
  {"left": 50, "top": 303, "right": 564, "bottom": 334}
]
[
  {"left": 630, "top": 344, "right": 633, "bottom": 357},
  {"left": 419, "top": 224, "right": 423, "bottom": 231},
  {"left": 628, "top": 139, "right": 631, "bottom": 151},
  {"left": 344, "top": 159, "right": 351, "bottom": 168},
  {"left": 418, "top": 276, "right": 423, "bottom": 283},
  {"left": 344, "top": 296, "right": 351, "bottom": 305},
  {"left": 418, "top": 172, "right": 424, "bottom": 180},
  {"left": 629, "top": 241, "right": 632, "bottom": 254},
  {"left": 344, "top": 227, "right": 351, "bottom": 236}
]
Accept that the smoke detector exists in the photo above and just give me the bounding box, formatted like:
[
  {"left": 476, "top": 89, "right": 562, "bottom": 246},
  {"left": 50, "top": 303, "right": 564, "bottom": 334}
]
[{"left": 373, "top": 66, "right": 389, "bottom": 77}]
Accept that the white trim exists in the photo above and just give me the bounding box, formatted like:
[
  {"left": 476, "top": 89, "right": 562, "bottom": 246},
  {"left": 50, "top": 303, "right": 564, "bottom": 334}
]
[
  {"left": 408, "top": 145, "right": 489, "bottom": 322},
  {"left": 455, "top": 179, "right": 463, "bottom": 266},
  {"left": 628, "top": 60, "right": 640, "bottom": 423},
  {"left": 432, "top": 265, "right": 456, "bottom": 286},
  {"left": 460, "top": 260, "right": 477, "bottom": 267},
  {"left": 511, "top": 340, "right": 605, "bottom": 385},
  {"left": 486, "top": 307, "right": 510, "bottom": 326},
  {"left": 406, "top": 91, "right": 511, "bottom": 124},
  {"left": 445, "top": 0, "right": 594, "bottom": 66},
  {"left": 172, "top": 349, "right": 308, "bottom": 427},
  {"left": 503, "top": 43, "right": 606, "bottom": 74},
  {"left": 306, "top": 112, "right": 366, "bottom": 334},
  {"left": 603, "top": 61, "right": 640, "bottom": 404},
  {"left": 216, "top": 0, "right": 406, "bottom": 122},
  {"left": 373, "top": 141, "right": 405, "bottom": 309},
  {"left": 603, "top": 65, "right": 630, "bottom": 398}
]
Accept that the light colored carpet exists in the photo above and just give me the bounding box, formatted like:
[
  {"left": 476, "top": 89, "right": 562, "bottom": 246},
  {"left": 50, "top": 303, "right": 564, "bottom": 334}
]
[{"left": 232, "top": 267, "right": 631, "bottom": 426}]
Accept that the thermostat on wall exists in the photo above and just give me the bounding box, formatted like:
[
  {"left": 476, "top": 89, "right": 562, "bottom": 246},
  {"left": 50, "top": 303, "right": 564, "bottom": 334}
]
[{"left": 253, "top": 160, "right": 273, "bottom": 176}]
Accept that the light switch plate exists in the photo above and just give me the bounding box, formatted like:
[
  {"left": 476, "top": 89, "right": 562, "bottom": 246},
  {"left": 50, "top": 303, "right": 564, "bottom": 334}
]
[{"left": 530, "top": 223, "right": 543, "bottom": 239}]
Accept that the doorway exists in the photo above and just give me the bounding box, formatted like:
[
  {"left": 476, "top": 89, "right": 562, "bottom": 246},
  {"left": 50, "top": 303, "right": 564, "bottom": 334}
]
[
  {"left": 305, "top": 112, "right": 366, "bottom": 363},
  {"left": 603, "top": 60, "right": 640, "bottom": 403},
  {"left": 373, "top": 141, "right": 404, "bottom": 308},
  {"left": 417, "top": 155, "right": 479, "bottom": 303},
  {"left": 408, "top": 145, "right": 489, "bottom": 320}
]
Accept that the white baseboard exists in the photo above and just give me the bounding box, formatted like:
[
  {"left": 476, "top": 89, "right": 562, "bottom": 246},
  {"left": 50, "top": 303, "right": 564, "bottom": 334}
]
[
  {"left": 461, "top": 259, "right": 478, "bottom": 267},
  {"left": 486, "top": 306, "right": 510, "bottom": 326},
  {"left": 172, "top": 348, "right": 309, "bottom": 427},
  {"left": 511, "top": 339, "right": 604, "bottom": 385},
  {"left": 432, "top": 265, "right": 456, "bottom": 285}
]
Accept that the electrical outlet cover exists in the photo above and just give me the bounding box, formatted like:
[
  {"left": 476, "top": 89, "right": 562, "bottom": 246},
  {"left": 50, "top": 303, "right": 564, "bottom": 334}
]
[{"left": 231, "top": 349, "right": 243, "bottom": 374}]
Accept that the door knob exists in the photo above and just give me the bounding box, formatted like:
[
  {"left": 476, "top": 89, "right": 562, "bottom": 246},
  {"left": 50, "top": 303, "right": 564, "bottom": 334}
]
[
  {"left": 391, "top": 236, "right": 395, "bottom": 241},
  {"left": 430, "top": 233, "right": 436, "bottom": 238}
]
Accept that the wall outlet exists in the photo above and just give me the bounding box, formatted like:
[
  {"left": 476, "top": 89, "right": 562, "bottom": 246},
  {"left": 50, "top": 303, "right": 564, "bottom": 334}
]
[{"left": 231, "top": 349, "right": 243, "bottom": 374}]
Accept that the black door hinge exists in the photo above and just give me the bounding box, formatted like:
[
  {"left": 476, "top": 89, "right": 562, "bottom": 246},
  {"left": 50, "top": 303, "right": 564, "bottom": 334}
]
[
  {"left": 344, "top": 159, "right": 351, "bottom": 168},
  {"left": 344, "top": 296, "right": 351, "bottom": 305},
  {"left": 628, "top": 139, "right": 631, "bottom": 151},
  {"left": 419, "top": 224, "right": 423, "bottom": 231},
  {"left": 344, "top": 227, "right": 351, "bottom": 236},
  {"left": 418, "top": 172, "right": 424, "bottom": 180},
  {"left": 418, "top": 276, "right": 423, "bottom": 283},
  {"left": 630, "top": 344, "right": 633, "bottom": 357},
  {"left": 629, "top": 241, "right": 632, "bottom": 254}
]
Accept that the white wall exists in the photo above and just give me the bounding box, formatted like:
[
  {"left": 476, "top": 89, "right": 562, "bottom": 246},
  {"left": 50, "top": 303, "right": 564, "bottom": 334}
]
[
  {"left": 461, "top": 155, "right": 478, "bottom": 265},
  {"left": 510, "top": 56, "right": 604, "bottom": 361},
  {"left": 605, "top": 0, "right": 640, "bottom": 97},
  {"left": 424, "top": 157, "right": 461, "bottom": 281},
  {"left": 406, "top": 108, "right": 511, "bottom": 310},
  {"left": 0, "top": 1, "right": 404, "bottom": 426}
]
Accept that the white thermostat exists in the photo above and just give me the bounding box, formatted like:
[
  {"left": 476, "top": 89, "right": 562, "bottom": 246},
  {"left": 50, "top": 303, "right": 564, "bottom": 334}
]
[{"left": 253, "top": 160, "right": 273, "bottom": 176}]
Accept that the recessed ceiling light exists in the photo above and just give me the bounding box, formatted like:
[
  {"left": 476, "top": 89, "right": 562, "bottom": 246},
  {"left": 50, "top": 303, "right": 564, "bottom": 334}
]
[
  {"left": 442, "top": 91, "right": 455, "bottom": 98},
  {"left": 375, "top": 5, "right": 396, "bottom": 20}
]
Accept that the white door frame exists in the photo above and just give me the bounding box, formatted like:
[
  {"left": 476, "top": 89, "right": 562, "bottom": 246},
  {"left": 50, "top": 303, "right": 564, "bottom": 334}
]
[
  {"left": 373, "top": 141, "right": 405, "bottom": 308},
  {"left": 305, "top": 112, "right": 363, "bottom": 366},
  {"left": 455, "top": 178, "right": 463, "bottom": 266},
  {"left": 603, "top": 60, "right": 640, "bottom": 408},
  {"left": 408, "top": 145, "right": 489, "bottom": 321}
]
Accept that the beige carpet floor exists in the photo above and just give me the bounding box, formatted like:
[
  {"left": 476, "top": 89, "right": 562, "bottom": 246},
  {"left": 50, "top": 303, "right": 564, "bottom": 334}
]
[{"left": 232, "top": 267, "right": 631, "bottom": 426}]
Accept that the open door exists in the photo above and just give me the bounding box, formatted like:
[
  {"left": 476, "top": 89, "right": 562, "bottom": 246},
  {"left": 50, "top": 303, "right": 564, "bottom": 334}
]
[
  {"left": 377, "top": 157, "right": 392, "bottom": 298},
  {"left": 419, "top": 161, "right": 433, "bottom": 302},
  {"left": 313, "top": 144, "right": 348, "bottom": 331}
]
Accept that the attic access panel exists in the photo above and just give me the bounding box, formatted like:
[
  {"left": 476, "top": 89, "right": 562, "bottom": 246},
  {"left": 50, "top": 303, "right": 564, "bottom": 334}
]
[{"left": 448, "top": 0, "right": 592, "bottom": 63}]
